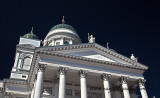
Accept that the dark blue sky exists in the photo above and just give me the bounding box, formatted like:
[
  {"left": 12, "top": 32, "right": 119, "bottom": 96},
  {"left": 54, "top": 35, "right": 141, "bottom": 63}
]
[{"left": 0, "top": 0, "right": 159, "bottom": 97}]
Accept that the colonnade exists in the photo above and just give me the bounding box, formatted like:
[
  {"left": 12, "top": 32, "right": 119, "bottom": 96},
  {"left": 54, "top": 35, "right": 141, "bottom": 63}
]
[{"left": 32, "top": 64, "right": 148, "bottom": 98}]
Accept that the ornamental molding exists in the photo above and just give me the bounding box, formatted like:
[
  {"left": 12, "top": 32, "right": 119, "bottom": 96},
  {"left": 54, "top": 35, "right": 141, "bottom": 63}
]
[
  {"left": 58, "top": 67, "right": 67, "bottom": 75},
  {"left": 120, "top": 76, "right": 129, "bottom": 84},
  {"left": 79, "top": 70, "right": 87, "bottom": 78},
  {"left": 17, "top": 44, "right": 36, "bottom": 50},
  {"left": 36, "top": 43, "right": 148, "bottom": 70},
  {"left": 28, "top": 43, "right": 148, "bottom": 86},
  {"left": 3, "top": 79, "right": 27, "bottom": 85},
  {"left": 101, "top": 73, "right": 111, "bottom": 81},
  {"left": 4, "top": 92, "right": 12, "bottom": 98},
  {"left": 37, "top": 50, "right": 146, "bottom": 71},
  {"left": 138, "top": 79, "right": 146, "bottom": 87},
  {"left": 38, "top": 63, "right": 47, "bottom": 72}
]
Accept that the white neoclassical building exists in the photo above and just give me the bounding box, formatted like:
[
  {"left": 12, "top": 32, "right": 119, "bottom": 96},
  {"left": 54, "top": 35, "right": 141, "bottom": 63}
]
[{"left": 0, "top": 17, "right": 149, "bottom": 98}]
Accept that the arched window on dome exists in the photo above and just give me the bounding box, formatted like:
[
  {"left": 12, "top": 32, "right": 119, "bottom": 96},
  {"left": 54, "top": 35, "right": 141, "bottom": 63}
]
[
  {"left": 64, "top": 41, "right": 70, "bottom": 45},
  {"left": 21, "top": 57, "right": 31, "bottom": 70}
]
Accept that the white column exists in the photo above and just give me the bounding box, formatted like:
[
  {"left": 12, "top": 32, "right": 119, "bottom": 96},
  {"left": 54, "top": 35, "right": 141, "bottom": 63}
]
[
  {"left": 58, "top": 67, "right": 67, "bottom": 98},
  {"left": 102, "top": 73, "right": 111, "bottom": 98},
  {"left": 121, "top": 77, "right": 131, "bottom": 98},
  {"left": 34, "top": 64, "right": 46, "bottom": 98},
  {"left": 79, "top": 70, "right": 88, "bottom": 98},
  {"left": 31, "top": 81, "right": 36, "bottom": 98},
  {"left": 139, "top": 79, "right": 148, "bottom": 98}
]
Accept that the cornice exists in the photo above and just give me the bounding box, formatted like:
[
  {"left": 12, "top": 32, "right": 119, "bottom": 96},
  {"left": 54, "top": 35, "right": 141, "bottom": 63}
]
[
  {"left": 38, "top": 50, "right": 146, "bottom": 70},
  {"left": 37, "top": 43, "right": 148, "bottom": 70},
  {"left": 17, "top": 44, "right": 36, "bottom": 50},
  {"left": 3, "top": 79, "right": 27, "bottom": 85},
  {"left": 28, "top": 43, "right": 148, "bottom": 86}
]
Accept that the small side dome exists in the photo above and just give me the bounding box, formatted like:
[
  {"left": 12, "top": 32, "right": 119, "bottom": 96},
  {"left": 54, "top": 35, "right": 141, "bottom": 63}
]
[
  {"left": 23, "top": 33, "right": 38, "bottom": 39},
  {"left": 23, "top": 27, "right": 38, "bottom": 39}
]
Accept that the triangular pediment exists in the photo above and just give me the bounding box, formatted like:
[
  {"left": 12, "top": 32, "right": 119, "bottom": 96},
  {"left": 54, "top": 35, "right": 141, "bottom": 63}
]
[
  {"left": 66, "top": 50, "right": 118, "bottom": 63},
  {"left": 36, "top": 43, "right": 148, "bottom": 70}
]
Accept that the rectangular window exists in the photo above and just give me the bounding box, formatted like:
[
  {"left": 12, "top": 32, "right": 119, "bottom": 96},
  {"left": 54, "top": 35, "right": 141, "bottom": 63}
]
[
  {"left": 75, "top": 90, "right": 81, "bottom": 97},
  {"left": 66, "top": 89, "right": 72, "bottom": 96},
  {"left": 56, "top": 42, "right": 60, "bottom": 46},
  {"left": 88, "top": 92, "right": 102, "bottom": 98}
]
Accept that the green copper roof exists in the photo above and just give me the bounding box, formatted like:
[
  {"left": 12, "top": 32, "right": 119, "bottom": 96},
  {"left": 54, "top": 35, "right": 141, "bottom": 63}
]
[
  {"left": 49, "top": 24, "right": 77, "bottom": 32},
  {"left": 23, "top": 33, "right": 38, "bottom": 39}
]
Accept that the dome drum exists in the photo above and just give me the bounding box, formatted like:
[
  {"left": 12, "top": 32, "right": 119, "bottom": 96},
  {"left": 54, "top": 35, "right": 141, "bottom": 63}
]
[{"left": 44, "top": 24, "right": 82, "bottom": 46}]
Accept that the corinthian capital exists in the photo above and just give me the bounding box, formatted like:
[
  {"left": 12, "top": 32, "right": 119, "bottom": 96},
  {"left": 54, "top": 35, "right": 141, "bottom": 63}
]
[
  {"left": 120, "top": 76, "right": 128, "bottom": 84},
  {"left": 101, "top": 73, "right": 111, "bottom": 81},
  {"left": 5, "top": 92, "right": 12, "bottom": 98},
  {"left": 138, "top": 79, "right": 146, "bottom": 86},
  {"left": 58, "top": 67, "right": 67, "bottom": 75},
  {"left": 38, "top": 64, "right": 47, "bottom": 72},
  {"left": 79, "top": 70, "right": 87, "bottom": 78}
]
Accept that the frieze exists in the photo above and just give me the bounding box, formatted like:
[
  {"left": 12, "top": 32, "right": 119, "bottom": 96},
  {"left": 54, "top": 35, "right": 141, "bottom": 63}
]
[
  {"left": 38, "top": 50, "right": 145, "bottom": 71},
  {"left": 27, "top": 43, "right": 148, "bottom": 87},
  {"left": 3, "top": 79, "right": 27, "bottom": 85},
  {"left": 35, "top": 43, "right": 147, "bottom": 70}
]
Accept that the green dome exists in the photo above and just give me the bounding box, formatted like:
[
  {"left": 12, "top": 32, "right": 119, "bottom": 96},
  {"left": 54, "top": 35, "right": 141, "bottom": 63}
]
[
  {"left": 23, "top": 33, "right": 38, "bottom": 39},
  {"left": 49, "top": 24, "right": 77, "bottom": 32}
]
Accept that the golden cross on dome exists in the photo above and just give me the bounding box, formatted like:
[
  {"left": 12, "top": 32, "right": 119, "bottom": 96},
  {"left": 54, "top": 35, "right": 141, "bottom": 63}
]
[
  {"left": 30, "top": 27, "right": 34, "bottom": 34},
  {"left": 62, "top": 16, "right": 65, "bottom": 24}
]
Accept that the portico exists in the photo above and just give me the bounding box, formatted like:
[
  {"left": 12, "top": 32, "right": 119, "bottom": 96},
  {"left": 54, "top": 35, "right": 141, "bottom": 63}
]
[{"left": 32, "top": 61, "right": 148, "bottom": 98}]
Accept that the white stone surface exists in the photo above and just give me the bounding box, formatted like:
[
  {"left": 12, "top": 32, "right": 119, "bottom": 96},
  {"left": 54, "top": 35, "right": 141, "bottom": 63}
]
[
  {"left": 103, "top": 80, "right": 111, "bottom": 98},
  {"left": 80, "top": 77, "right": 87, "bottom": 98},
  {"left": 19, "top": 37, "right": 40, "bottom": 47},
  {"left": 122, "top": 83, "right": 131, "bottom": 98},
  {"left": 58, "top": 74, "right": 66, "bottom": 98},
  {"left": 34, "top": 71, "right": 44, "bottom": 98},
  {"left": 83, "top": 54, "right": 115, "bottom": 62},
  {"left": 139, "top": 83, "right": 148, "bottom": 98}
]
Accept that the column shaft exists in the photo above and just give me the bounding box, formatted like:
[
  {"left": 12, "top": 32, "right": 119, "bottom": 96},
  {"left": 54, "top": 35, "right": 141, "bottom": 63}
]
[
  {"left": 80, "top": 70, "right": 87, "bottom": 98},
  {"left": 34, "top": 64, "right": 46, "bottom": 98},
  {"left": 121, "top": 77, "right": 131, "bottom": 98},
  {"left": 139, "top": 79, "right": 148, "bottom": 98},
  {"left": 59, "top": 74, "right": 66, "bottom": 98},
  {"left": 58, "top": 67, "right": 67, "bottom": 98},
  {"left": 31, "top": 81, "right": 36, "bottom": 98},
  {"left": 122, "top": 83, "right": 130, "bottom": 98},
  {"left": 102, "top": 74, "right": 111, "bottom": 98},
  {"left": 81, "top": 77, "right": 87, "bottom": 98},
  {"left": 34, "top": 71, "right": 44, "bottom": 98}
]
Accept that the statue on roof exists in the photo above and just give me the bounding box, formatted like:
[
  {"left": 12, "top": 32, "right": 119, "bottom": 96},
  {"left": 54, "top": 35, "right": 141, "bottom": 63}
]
[
  {"left": 130, "top": 54, "right": 138, "bottom": 61},
  {"left": 88, "top": 33, "right": 95, "bottom": 43}
]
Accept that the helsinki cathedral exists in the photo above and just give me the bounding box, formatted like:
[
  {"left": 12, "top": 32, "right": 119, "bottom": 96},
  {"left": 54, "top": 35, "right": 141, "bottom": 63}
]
[{"left": 0, "top": 17, "right": 149, "bottom": 98}]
